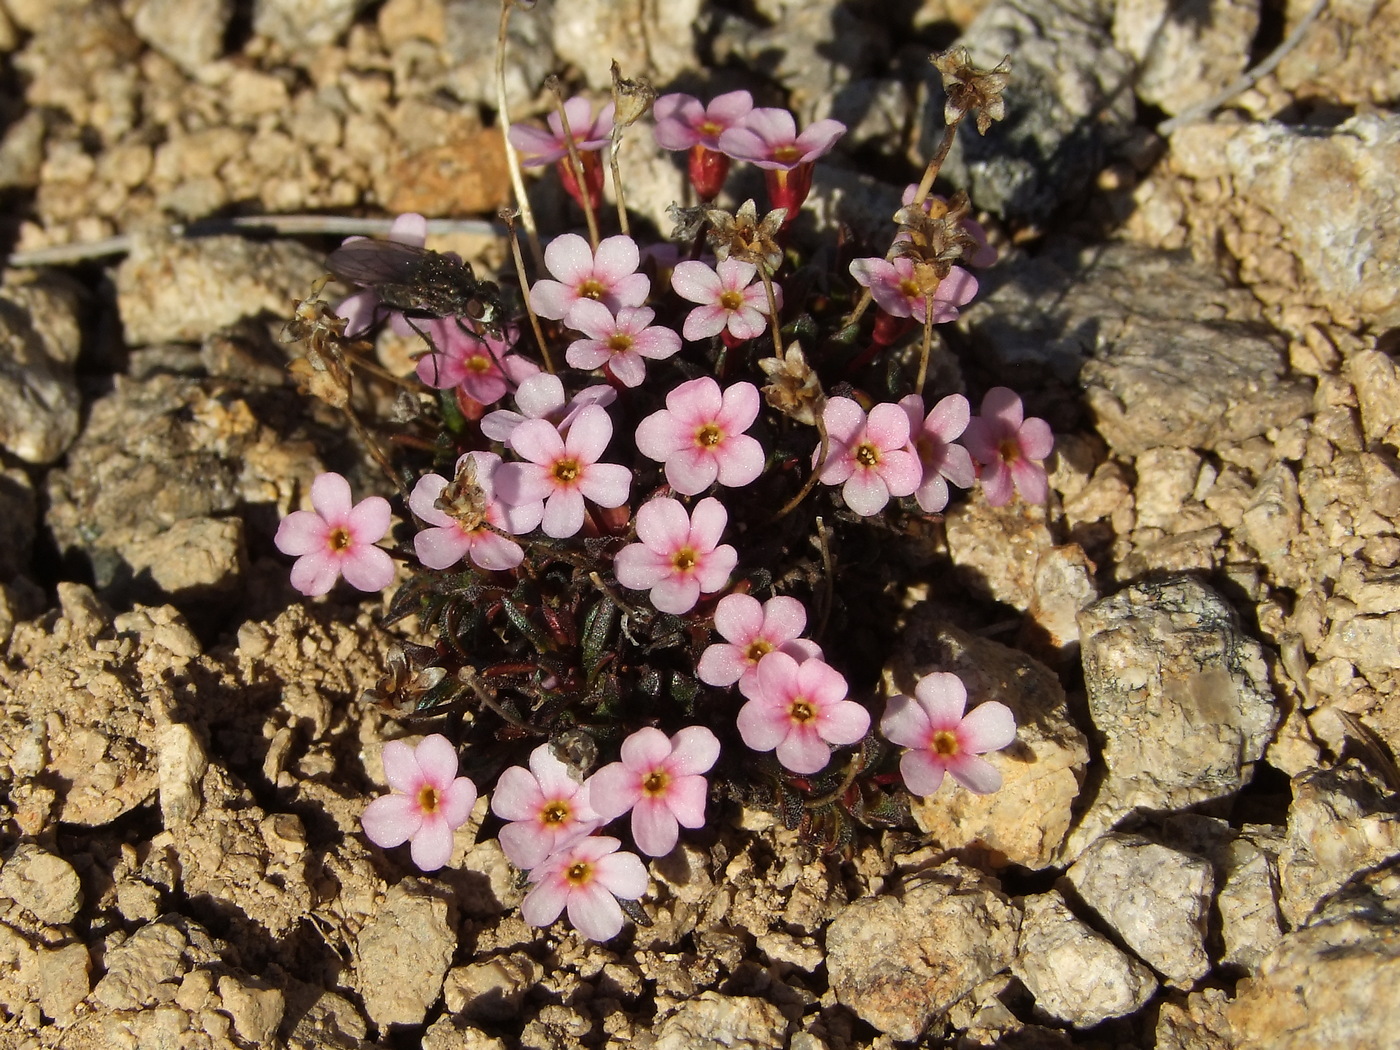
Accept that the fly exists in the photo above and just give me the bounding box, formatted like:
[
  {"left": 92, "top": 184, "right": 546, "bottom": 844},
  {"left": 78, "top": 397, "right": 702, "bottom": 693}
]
[{"left": 325, "top": 238, "right": 505, "bottom": 336}]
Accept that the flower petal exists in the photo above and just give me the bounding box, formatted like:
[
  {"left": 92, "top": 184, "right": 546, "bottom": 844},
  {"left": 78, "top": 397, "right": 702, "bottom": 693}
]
[{"left": 361, "top": 793, "right": 423, "bottom": 849}]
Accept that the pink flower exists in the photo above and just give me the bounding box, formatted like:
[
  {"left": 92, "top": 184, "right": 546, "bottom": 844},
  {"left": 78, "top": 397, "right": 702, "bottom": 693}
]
[
  {"left": 671, "top": 258, "right": 781, "bottom": 343},
  {"left": 634, "top": 377, "right": 765, "bottom": 494},
  {"left": 653, "top": 91, "right": 754, "bottom": 152},
  {"left": 879, "top": 672, "right": 1016, "bottom": 795},
  {"left": 508, "top": 97, "right": 615, "bottom": 167},
  {"left": 415, "top": 323, "right": 540, "bottom": 406},
  {"left": 901, "top": 185, "right": 998, "bottom": 268},
  {"left": 736, "top": 651, "right": 870, "bottom": 774},
  {"left": 697, "top": 593, "right": 822, "bottom": 692},
  {"left": 717, "top": 108, "right": 845, "bottom": 170},
  {"left": 848, "top": 256, "right": 979, "bottom": 325},
  {"left": 520, "top": 835, "right": 649, "bottom": 941},
  {"left": 587, "top": 726, "right": 720, "bottom": 857},
  {"left": 335, "top": 212, "right": 426, "bottom": 337},
  {"left": 613, "top": 497, "right": 738, "bottom": 615},
  {"left": 528, "top": 234, "right": 650, "bottom": 328},
  {"left": 565, "top": 301, "right": 681, "bottom": 388},
  {"left": 409, "top": 451, "right": 543, "bottom": 571},
  {"left": 815, "top": 397, "right": 922, "bottom": 516},
  {"left": 274, "top": 472, "right": 395, "bottom": 596},
  {"left": 480, "top": 373, "right": 616, "bottom": 444},
  {"left": 961, "top": 387, "right": 1055, "bottom": 506},
  {"left": 361, "top": 734, "right": 478, "bottom": 872},
  {"left": 491, "top": 743, "right": 602, "bottom": 870},
  {"left": 495, "top": 405, "right": 633, "bottom": 539},
  {"left": 899, "top": 393, "right": 975, "bottom": 513}
]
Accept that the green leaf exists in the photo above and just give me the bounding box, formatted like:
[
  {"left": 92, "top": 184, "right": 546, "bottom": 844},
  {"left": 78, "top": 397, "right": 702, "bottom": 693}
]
[{"left": 581, "top": 596, "right": 618, "bottom": 679}]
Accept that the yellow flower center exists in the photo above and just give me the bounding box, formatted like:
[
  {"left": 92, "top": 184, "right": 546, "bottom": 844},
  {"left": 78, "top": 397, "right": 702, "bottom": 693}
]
[
  {"left": 466, "top": 353, "right": 492, "bottom": 374},
  {"left": 565, "top": 860, "right": 593, "bottom": 885},
  {"left": 606, "top": 333, "right": 634, "bottom": 353},
  {"left": 719, "top": 289, "right": 744, "bottom": 311},
  {"left": 898, "top": 278, "right": 921, "bottom": 300},
  {"left": 932, "top": 730, "right": 960, "bottom": 757},
  {"left": 328, "top": 526, "right": 352, "bottom": 552},
  {"left": 642, "top": 770, "right": 669, "bottom": 796},
  {"left": 553, "top": 459, "right": 581, "bottom": 484},
  {"left": 578, "top": 278, "right": 606, "bottom": 301},
  {"left": 788, "top": 698, "right": 815, "bottom": 724},
  {"left": 772, "top": 144, "right": 801, "bottom": 165},
  {"left": 696, "top": 423, "right": 723, "bottom": 448},
  {"left": 855, "top": 443, "right": 881, "bottom": 468},
  {"left": 673, "top": 547, "right": 697, "bottom": 572},
  {"left": 999, "top": 437, "right": 1021, "bottom": 463},
  {"left": 745, "top": 639, "right": 774, "bottom": 663},
  {"left": 542, "top": 801, "right": 570, "bottom": 825},
  {"left": 417, "top": 785, "right": 440, "bottom": 814}
]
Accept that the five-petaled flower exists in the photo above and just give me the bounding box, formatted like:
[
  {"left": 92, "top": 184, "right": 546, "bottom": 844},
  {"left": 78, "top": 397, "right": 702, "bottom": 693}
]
[
  {"left": 415, "top": 323, "right": 540, "bottom": 406},
  {"left": 717, "top": 108, "right": 845, "bottom": 217},
  {"left": 848, "top": 256, "right": 979, "bottom": 326},
  {"left": 634, "top": 377, "right": 765, "bottom": 494},
  {"left": 361, "top": 734, "right": 478, "bottom": 872},
  {"left": 529, "top": 233, "right": 650, "bottom": 328},
  {"left": 736, "top": 651, "right": 870, "bottom": 774},
  {"left": 565, "top": 301, "right": 681, "bottom": 388},
  {"left": 520, "top": 835, "right": 649, "bottom": 942},
  {"left": 613, "top": 497, "right": 738, "bottom": 615},
  {"left": 879, "top": 672, "right": 1016, "bottom": 795},
  {"left": 587, "top": 726, "right": 720, "bottom": 857},
  {"left": 480, "top": 372, "right": 616, "bottom": 444},
  {"left": 816, "top": 397, "right": 922, "bottom": 516},
  {"left": 409, "top": 451, "right": 542, "bottom": 572},
  {"left": 275, "top": 472, "right": 395, "bottom": 596},
  {"left": 491, "top": 743, "right": 602, "bottom": 870},
  {"left": 652, "top": 90, "right": 755, "bottom": 201},
  {"left": 671, "top": 258, "right": 782, "bottom": 343},
  {"left": 495, "top": 405, "right": 633, "bottom": 539},
  {"left": 899, "top": 393, "right": 976, "bottom": 514},
  {"left": 697, "top": 593, "right": 821, "bottom": 692},
  {"left": 509, "top": 97, "right": 615, "bottom": 167},
  {"left": 961, "top": 387, "right": 1055, "bottom": 506}
]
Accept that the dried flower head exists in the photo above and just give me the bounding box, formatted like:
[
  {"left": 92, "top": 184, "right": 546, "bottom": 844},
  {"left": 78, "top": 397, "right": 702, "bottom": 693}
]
[
  {"left": 931, "top": 47, "right": 1011, "bottom": 135},
  {"left": 758, "top": 342, "right": 825, "bottom": 426},
  {"left": 705, "top": 199, "right": 786, "bottom": 273},
  {"left": 285, "top": 279, "right": 355, "bottom": 409},
  {"left": 666, "top": 203, "right": 710, "bottom": 243},
  {"left": 610, "top": 62, "right": 656, "bottom": 129},
  {"left": 891, "top": 191, "right": 982, "bottom": 279}
]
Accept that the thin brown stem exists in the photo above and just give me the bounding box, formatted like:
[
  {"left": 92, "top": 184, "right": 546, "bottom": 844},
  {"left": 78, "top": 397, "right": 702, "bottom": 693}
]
[
  {"left": 911, "top": 111, "right": 964, "bottom": 208},
  {"left": 552, "top": 84, "right": 600, "bottom": 248},
  {"left": 503, "top": 209, "right": 555, "bottom": 372},
  {"left": 914, "top": 304, "right": 934, "bottom": 393},
  {"left": 496, "top": 0, "right": 542, "bottom": 271},
  {"left": 759, "top": 267, "right": 784, "bottom": 361},
  {"left": 806, "top": 741, "right": 866, "bottom": 807},
  {"left": 771, "top": 409, "right": 829, "bottom": 522},
  {"left": 609, "top": 133, "right": 630, "bottom": 236}
]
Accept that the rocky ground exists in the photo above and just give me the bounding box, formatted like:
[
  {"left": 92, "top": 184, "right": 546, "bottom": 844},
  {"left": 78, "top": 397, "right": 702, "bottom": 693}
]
[{"left": 2, "top": 0, "right": 1399, "bottom": 1047}]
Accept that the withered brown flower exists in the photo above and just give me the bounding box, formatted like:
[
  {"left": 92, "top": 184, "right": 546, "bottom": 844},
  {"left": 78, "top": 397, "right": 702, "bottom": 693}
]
[
  {"left": 705, "top": 199, "right": 786, "bottom": 273},
  {"left": 758, "top": 342, "right": 825, "bottom": 426},
  {"left": 931, "top": 47, "right": 1011, "bottom": 135}
]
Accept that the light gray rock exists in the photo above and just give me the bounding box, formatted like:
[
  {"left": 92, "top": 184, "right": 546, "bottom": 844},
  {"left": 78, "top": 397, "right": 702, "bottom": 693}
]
[
  {"left": 1065, "top": 832, "right": 1214, "bottom": 987},
  {"left": 1113, "top": 0, "right": 1258, "bottom": 116},
  {"left": 1011, "top": 889, "right": 1158, "bottom": 1026},
  {"left": 115, "top": 231, "right": 325, "bottom": 345},
  {"left": 827, "top": 860, "right": 1021, "bottom": 1040},
  {"left": 1216, "top": 828, "right": 1285, "bottom": 973},
  {"left": 0, "top": 844, "right": 82, "bottom": 926},
  {"left": 1067, "top": 575, "right": 1279, "bottom": 853},
  {"left": 216, "top": 974, "right": 285, "bottom": 1046},
  {"left": 932, "top": 0, "right": 1136, "bottom": 223},
  {"left": 651, "top": 991, "right": 790, "bottom": 1050},
  {"left": 356, "top": 880, "right": 455, "bottom": 1027},
  {"left": 131, "top": 0, "right": 231, "bottom": 76},
  {"left": 1277, "top": 762, "right": 1400, "bottom": 928},
  {"left": 0, "top": 271, "right": 83, "bottom": 464},
  {"left": 443, "top": 0, "right": 553, "bottom": 110},
  {"left": 888, "top": 615, "right": 1090, "bottom": 869},
  {"left": 1170, "top": 114, "right": 1400, "bottom": 328},
  {"left": 1227, "top": 858, "right": 1400, "bottom": 1049},
  {"left": 92, "top": 918, "right": 220, "bottom": 1011},
  {"left": 551, "top": 0, "right": 703, "bottom": 92},
  {"left": 254, "top": 0, "right": 370, "bottom": 49},
  {"left": 442, "top": 954, "right": 540, "bottom": 1021},
  {"left": 1274, "top": 0, "right": 1400, "bottom": 108}
]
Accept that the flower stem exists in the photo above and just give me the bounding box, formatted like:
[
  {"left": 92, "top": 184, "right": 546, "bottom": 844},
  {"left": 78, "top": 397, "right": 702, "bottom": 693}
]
[
  {"left": 551, "top": 80, "right": 601, "bottom": 249},
  {"left": 503, "top": 208, "right": 555, "bottom": 372},
  {"left": 496, "top": 0, "right": 542, "bottom": 271},
  {"left": 772, "top": 410, "right": 829, "bottom": 522}
]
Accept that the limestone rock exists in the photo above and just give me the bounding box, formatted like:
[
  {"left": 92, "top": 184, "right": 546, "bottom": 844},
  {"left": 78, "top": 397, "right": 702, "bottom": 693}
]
[
  {"left": 356, "top": 880, "right": 455, "bottom": 1027},
  {"left": 826, "top": 860, "right": 1020, "bottom": 1040},
  {"left": 651, "top": 991, "right": 790, "bottom": 1050}
]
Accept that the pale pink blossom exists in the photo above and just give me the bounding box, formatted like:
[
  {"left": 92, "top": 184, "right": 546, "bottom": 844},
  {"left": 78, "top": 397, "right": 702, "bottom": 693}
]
[
  {"left": 697, "top": 593, "right": 821, "bottom": 692},
  {"left": 409, "top": 452, "right": 542, "bottom": 572},
  {"left": 879, "top": 672, "right": 1016, "bottom": 795},
  {"left": 415, "top": 324, "right": 540, "bottom": 406},
  {"left": 671, "top": 258, "right": 781, "bottom": 342},
  {"left": 274, "top": 472, "right": 395, "bottom": 596},
  {"left": 480, "top": 373, "right": 616, "bottom": 444},
  {"left": 521, "top": 835, "right": 649, "bottom": 941},
  {"left": 634, "top": 377, "right": 764, "bottom": 494},
  {"left": 565, "top": 301, "right": 681, "bottom": 388},
  {"left": 961, "top": 387, "right": 1054, "bottom": 506},
  {"left": 491, "top": 743, "right": 602, "bottom": 870},
  {"left": 653, "top": 91, "right": 754, "bottom": 151},
  {"left": 509, "top": 97, "right": 615, "bottom": 167},
  {"left": 613, "top": 497, "right": 737, "bottom": 615},
  {"left": 587, "top": 726, "right": 720, "bottom": 857},
  {"left": 815, "top": 397, "right": 922, "bottom": 516},
  {"left": 495, "top": 405, "right": 633, "bottom": 539},
  {"left": 335, "top": 212, "right": 427, "bottom": 337},
  {"left": 528, "top": 234, "right": 650, "bottom": 328},
  {"left": 898, "top": 393, "right": 976, "bottom": 513},
  {"left": 717, "top": 108, "right": 845, "bottom": 169},
  {"left": 847, "top": 256, "right": 979, "bottom": 325},
  {"left": 361, "top": 735, "right": 478, "bottom": 872},
  {"left": 736, "top": 651, "right": 870, "bottom": 774}
]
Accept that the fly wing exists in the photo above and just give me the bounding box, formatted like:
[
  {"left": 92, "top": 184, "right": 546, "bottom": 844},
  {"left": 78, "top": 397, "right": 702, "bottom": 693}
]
[{"left": 325, "top": 239, "right": 429, "bottom": 286}]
